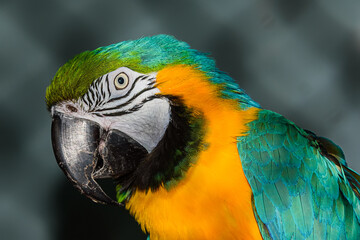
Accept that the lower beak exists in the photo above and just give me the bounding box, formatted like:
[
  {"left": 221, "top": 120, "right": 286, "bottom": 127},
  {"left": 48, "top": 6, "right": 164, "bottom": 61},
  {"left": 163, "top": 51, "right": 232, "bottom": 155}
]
[{"left": 51, "top": 111, "right": 147, "bottom": 206}]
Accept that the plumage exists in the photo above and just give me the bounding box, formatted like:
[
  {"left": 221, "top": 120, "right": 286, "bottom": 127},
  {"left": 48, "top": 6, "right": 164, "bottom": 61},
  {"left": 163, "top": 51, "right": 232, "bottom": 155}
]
[
  {"left": 47, "top": 34, "right": 360, "bottom": 239},
  {"left": 238, "top": 110, "right": 360, "bottom": 239}
]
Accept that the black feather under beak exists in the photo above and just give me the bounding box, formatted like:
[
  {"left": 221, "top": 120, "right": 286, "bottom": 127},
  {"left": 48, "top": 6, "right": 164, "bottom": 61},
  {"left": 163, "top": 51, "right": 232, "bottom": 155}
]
[{"left": 51, "top": 111, "right": 147, "bottom": 206}]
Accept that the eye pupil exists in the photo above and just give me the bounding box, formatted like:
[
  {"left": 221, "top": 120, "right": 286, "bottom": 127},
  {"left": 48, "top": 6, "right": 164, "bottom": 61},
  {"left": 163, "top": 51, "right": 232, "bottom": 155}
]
[{"left": 117, "top": 77, "right": 125, "bottom": 85}]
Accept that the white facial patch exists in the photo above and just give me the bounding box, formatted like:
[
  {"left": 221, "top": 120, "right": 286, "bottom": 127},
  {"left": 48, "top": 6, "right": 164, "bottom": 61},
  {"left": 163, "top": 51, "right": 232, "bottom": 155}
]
[
  {"left": 52, "top": 67, "right": 171, "bottom": 153},
  {"left": 79, "top": 67, "right": 158, "bottom": 112},
  {"left": 109, "top": 98, "right": 170, "bottom": 152}
]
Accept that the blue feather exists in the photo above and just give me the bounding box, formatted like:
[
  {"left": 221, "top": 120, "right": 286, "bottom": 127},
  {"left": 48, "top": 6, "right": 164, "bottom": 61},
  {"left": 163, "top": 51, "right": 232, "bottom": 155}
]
[{"left": 238, "top": 109, "right": 360, "bottom": 239}]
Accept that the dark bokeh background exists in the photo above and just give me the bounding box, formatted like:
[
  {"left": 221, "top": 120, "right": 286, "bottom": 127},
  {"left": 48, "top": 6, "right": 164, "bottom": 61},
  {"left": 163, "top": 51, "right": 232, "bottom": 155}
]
[{"left": 1, "top": 1, "right": 359, "bottom": 239}]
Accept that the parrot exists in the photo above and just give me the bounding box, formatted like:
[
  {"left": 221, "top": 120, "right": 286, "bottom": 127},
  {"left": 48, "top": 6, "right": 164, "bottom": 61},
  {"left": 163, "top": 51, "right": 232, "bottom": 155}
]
[{"left": 46, "top": 34, "right": 360, "bottom": 239}]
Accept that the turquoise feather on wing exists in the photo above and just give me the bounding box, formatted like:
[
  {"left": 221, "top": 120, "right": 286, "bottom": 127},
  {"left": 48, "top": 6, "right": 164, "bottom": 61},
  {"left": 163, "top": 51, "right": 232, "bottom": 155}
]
[{"left": 237, "top": 109, "right": 360, "bottom": 239}]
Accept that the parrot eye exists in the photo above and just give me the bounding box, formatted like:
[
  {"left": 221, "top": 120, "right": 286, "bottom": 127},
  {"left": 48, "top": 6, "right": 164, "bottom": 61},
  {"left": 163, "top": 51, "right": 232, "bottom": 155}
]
[{"left": 114, "top": 72, "right": 129, "bottom": 90}]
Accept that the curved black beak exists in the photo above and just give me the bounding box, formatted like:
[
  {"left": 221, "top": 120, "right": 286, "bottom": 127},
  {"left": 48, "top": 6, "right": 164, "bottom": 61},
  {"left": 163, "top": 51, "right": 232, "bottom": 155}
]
[{"left": 51, "top": 111, "right": 147, "bottom": 206}]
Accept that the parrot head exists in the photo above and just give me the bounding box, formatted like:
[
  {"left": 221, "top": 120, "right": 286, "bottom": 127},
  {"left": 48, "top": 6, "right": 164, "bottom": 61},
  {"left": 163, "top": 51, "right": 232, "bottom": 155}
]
[{"left": 47, "top": 34, "right": 258, "bottom": 206}]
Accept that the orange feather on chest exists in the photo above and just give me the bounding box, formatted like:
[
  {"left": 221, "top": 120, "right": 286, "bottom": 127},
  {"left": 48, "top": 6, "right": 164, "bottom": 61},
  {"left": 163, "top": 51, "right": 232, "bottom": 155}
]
[{"left": 125, "top": 65, "right": 262, "bottom": 239}]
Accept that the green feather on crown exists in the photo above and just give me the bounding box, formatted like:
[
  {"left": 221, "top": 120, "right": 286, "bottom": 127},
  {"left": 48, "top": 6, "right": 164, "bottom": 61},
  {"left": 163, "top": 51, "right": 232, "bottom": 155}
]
[{"left": 46, "top": 34, "right": 259, "bottom": 109}]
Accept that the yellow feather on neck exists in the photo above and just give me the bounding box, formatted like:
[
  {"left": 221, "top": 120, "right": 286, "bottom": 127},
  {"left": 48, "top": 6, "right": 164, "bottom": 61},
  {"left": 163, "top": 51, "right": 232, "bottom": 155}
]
[{"left": 125, "top": 65, "right": 262, "bottom": 240}]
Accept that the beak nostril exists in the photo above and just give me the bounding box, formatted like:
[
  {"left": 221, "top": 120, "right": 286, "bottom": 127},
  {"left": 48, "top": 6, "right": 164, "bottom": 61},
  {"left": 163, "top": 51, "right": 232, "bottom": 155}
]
[{"left": 66, "top": 104, "right": 78, "bottom": 112}]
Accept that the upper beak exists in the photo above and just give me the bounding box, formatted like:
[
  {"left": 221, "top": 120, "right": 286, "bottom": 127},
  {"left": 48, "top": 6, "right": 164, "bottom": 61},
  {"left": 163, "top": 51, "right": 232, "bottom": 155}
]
[{"left": 51, "top": 110, "right": 147, "bottom": 206}]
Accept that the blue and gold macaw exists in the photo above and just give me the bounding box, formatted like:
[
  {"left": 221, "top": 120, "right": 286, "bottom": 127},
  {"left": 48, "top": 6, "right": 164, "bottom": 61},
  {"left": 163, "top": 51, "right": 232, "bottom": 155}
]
[{"left": 47, "top": 35, "right": 360, "bottom": 239}]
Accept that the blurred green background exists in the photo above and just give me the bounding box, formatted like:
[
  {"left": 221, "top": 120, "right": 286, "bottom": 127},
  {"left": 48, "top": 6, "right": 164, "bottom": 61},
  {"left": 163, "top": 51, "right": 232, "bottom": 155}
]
[{"left": 1, "top": 0, "right": 359, "bottom": 239}]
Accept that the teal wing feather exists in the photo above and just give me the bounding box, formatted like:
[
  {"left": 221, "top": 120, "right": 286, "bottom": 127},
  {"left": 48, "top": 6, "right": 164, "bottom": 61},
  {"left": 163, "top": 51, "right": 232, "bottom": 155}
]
[{"left": 237, "top": 109, "right": 360, "bottom": 239}]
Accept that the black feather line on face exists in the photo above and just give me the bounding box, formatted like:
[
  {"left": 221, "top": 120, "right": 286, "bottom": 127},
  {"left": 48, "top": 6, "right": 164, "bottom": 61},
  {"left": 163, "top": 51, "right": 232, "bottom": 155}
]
[
  {"left": 115, "top": 95, "right": 206, "bottom": 195},
  {"left": 95, "top": 86, "right": 156, "bottom": 113},
  {"left": 106, "top": 75, "right": 145, "bottom": 104}
]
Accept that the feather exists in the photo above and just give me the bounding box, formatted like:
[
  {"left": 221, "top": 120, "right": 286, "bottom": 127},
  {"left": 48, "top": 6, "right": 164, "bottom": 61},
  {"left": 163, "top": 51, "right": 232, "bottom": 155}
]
[
  {"left": 263, "top": 181, "right": 291, "bottom": 211},
  {"left": 238, "top": 109, "right": 360, "bottom": 239},
  {"left": 290, "top": 185, "right": 314, "bottom": 237},
  {"left": 254, "top": 192, "right": 276, "bottom": 224}
]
